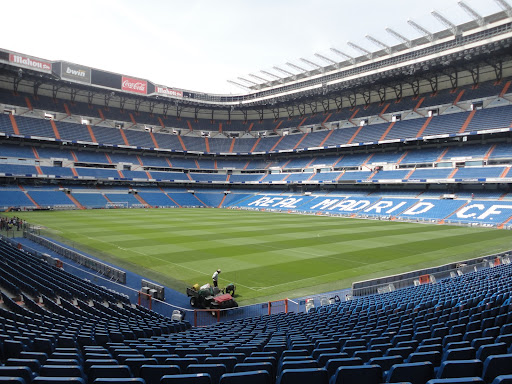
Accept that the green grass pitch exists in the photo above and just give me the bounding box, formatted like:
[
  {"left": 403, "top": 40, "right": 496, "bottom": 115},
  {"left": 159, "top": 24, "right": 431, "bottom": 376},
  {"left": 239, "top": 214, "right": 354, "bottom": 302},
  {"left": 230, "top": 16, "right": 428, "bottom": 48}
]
[{"left": 12, "top": 208, "right": 512, "bottom": 304}]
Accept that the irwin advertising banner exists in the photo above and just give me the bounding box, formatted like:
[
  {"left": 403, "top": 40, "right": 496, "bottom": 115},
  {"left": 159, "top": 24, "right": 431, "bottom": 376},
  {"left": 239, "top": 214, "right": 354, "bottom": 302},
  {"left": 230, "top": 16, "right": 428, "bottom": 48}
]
[
  {"left": 121, "top": 76, "right": 148, "bottom": 95},
  {"left": 60, "top": 61, "right": 91, "bottom": 84},
  {"left": 9, "top": 53, "right": 52, "bottom": 73}
]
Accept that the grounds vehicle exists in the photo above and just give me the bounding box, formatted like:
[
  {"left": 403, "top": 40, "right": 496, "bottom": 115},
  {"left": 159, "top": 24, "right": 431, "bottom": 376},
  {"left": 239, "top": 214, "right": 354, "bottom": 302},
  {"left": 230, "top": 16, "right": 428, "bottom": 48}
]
[{"left": 187, "top": 283, "right": 238, "bottom": 309}]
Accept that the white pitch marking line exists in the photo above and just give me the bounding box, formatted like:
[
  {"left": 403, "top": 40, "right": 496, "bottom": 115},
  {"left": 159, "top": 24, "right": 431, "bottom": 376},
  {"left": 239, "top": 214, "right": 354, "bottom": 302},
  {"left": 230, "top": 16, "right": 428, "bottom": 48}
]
[{"left": 60, "top": 230, "right": 259, "bottom": 292}]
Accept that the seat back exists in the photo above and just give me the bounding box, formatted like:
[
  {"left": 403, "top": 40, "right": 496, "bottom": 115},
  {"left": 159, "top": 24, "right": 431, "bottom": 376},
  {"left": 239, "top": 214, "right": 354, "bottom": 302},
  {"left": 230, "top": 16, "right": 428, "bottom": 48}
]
[
  {"left": 330, "top": 365, "right": 382, "bottom": 384},
  {"left": 219, "top": 370, "right": 271, "bottom": 384},
  {"left": 165, "top": 358, "right": 199, "bottom": 373},
  {"left": 88, "top": 365, "right": 132, "bottom": 383},
  {"left": 278, "top": 360, "right": 318, "bottom": 375},
  {"left": 276, "top": 368, "right": 328, "bottom": 384},
  {"left": 233, "top": 362, "right": 272, "bottom": 375},
  {"left": 90, "top": 379, "right": 145, "bottom": 384},
  {"left": 437, "top": 359, "right": 483, "bottom": 379},
  {"left": 161, "top": 373, "right": 212, "bottom": 383},
  {"left": 124, "top": 358, "right": 157, "bottom": 377},
  {"left": 139, "top": 364, "right": 180, "bottom": 384},
  {"left": 6, "top": 358, "right": 41, "bottom": 374},
  {"left": 205, "top": 357, "right": 238, "bottom": 373},
  {"left": 442, "top": 348, "right": 476, "bottom": 362},
  {"left": 482, "top": 353, "right": 512, "bottom": 383},
  {"left": 187, "top": 364, "right": 227, "bottom": 384},
  {"left": 317, "top": 353, "right": 348, "bottom": 367},
  {"left": 40, "top": 365, "right": 84, "bottom": 379},
  {"left": 386, "top": 361, "right": 434, "bottom": 384},
  {"left": 33, "top": 378, "right": 86, "bottom": 384},
  {"left": 368, "top": 355, "right": 403, "bottom": 373},
  {"left": 0, "top": 366, "right": 32, "bottom": 384},
  {"left": 325, "top": 358, "right": 364, "bottom": 378},
  {"left": 476, "top": 343, "right": 507, "bottom": 363},
  {"left": 407, "top": 351, "right": 442, "bottom": 366}
]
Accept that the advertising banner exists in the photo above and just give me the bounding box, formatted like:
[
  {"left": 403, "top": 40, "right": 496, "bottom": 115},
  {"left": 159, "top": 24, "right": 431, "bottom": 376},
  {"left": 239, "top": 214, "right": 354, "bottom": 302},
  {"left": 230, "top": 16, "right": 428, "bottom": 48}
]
[
  {"left": 60, "top": 61, "right": 91, "bottom": 84},
  {"left": 122, "top": 76, "right": 147, "bottom": 95},
  {"left": 155, "top": 85, "right": 183, "bottom": 98},
  {"left": 9, "top": 53, "right": 52, "bottom": 73}
]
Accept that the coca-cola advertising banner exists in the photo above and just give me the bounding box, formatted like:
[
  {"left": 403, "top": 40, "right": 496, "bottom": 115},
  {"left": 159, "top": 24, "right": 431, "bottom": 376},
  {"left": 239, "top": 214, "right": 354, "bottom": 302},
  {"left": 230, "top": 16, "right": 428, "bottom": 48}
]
[
  {"left": 155, "top": 85, "right": 183, "bottom": 98},
  {"left": 122, "top": 76, "right": 147, "bottom": 95},
  {"left": 60, "top": 61, "right": 91, "bottom": 84},
  {"left": 9, "top": 53, "right": 52, "bottom": 73}
]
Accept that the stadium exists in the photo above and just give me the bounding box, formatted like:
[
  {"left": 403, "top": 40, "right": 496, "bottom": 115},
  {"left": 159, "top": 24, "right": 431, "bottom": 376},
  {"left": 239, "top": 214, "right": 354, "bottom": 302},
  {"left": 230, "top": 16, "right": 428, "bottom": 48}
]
[{"left": 1, "top": 0, "right": 512, "bottom": 383}]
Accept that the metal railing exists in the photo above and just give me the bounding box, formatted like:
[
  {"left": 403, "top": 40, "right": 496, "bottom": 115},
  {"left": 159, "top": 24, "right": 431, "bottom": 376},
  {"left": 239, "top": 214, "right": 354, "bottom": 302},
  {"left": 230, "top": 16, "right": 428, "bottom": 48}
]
[
  {"left": 351, "top": 251, "right": 511, "bottom": 297},
  {"left": 24, "top": 230, "right": 127, "bottom": 284}
]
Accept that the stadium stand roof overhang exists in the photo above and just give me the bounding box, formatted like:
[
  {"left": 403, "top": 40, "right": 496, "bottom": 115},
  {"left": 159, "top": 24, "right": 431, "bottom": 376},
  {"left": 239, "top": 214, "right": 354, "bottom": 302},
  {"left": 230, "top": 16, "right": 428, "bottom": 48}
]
[{"left": 1, "top": 10, "right": 512, "bottom": 122}]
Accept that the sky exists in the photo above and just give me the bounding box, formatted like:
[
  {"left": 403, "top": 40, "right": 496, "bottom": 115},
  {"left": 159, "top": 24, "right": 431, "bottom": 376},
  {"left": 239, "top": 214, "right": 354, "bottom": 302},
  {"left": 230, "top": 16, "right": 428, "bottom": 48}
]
[{"left": 2, "top": 0, "right": 505, "bottom": 95}]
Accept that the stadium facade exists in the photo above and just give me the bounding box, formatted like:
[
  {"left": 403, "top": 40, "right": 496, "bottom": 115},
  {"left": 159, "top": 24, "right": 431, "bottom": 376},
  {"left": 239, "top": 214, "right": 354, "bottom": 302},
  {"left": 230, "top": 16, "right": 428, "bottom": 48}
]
[
  {"left": 0, "top": 5, "right": 512, "bottom": 384},
  {"left": 1, "top": 7, "right": 512, "bottom": 225}
]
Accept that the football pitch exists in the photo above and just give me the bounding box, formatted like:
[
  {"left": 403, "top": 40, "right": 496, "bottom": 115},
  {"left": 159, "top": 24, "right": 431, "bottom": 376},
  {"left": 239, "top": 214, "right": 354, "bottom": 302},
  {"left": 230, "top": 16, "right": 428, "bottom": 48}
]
[{"left": 12, "top": 208, "right": 512, "bottom": 304}]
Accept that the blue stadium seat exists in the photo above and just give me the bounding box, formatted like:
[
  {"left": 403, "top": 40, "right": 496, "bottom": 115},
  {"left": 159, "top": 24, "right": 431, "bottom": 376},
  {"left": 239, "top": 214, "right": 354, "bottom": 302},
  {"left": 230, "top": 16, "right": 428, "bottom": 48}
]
[
  {"left": 33, "top": 379, "right": 86, "bottom": 384},
  {"left": 328, "top": 364, "right": 381, "bottom": 384},
  {"left": 233, "top": 362, "right": 273, "bottom": 376},
  {"left": 91, "top": 380, "right": 145, "bottom": 384},
  {"left": 386, "top": 362, "right": 434, "bottom": 384},
  {"left": 317, "top": 353, "right": 348, "bottom": 367},
  {"left": 436, "top": 360, "right": 483, "bottom": 379},
  {"left": 476, "top": 344, "right": 507, "bottom": 363},
  {"left": 139, "top": 365, "right": 180, "bottom": 384},
  {"left": 218, "top": 371, "right": 271, "bottom": 384},
  {"left": 482, "top": 354, "right": 512, "bottom": 383},
  {"left": 406, "top": 352, "right": 442, "bottom": 366},
  {"left": 426, "top": 379, "right": 484, "bottom": 383},
  {"left": 88, "top": 365, "right": 132, "bottom": 383},
  {"left": 276, "top": 368, "right": 328, "bottom": 384},
  {"left": 491, "top": 375, "right": 512, "bottom": 384},
  {"left": 124, "top": 358, "right": 157, "bottom": 377},
  {"left": 165, "top": 358, "right": 199, "bottom": 373},
  {"left": 442, "top": 348, "right": 476, "bottom": 362},
  {"left": 205, "top": 357, "right": 237, "bottom": 373},
  {"left": 6, "top": 359, "right": 41, "bottom": 374},
  {"left": 160, "top": 373, "right": 212, "bottom": 383},
  {"left": 40, "top": 365, "right": 85, "bottom": 380},
  {"left": 84, "top": 360, "right": 119, "bottom": 374},
  {"left": 325, "top": 358, "right": 364, "bottom": 378},
  {"left": 187, "top": 364, "right": 227, "bottom": 384}
]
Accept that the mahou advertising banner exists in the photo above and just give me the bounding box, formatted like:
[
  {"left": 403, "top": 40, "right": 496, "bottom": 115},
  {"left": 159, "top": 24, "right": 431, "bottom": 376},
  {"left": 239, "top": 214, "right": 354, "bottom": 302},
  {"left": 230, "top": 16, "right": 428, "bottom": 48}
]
[
  {"left": 155, "top": 85, "right": 183, "bottom": 98},
  {"left": 121, "top": 76, "right": 147, "bottom": 95},
  {"left": 9, "top": 53, "right": 52, "bottom": 73}
]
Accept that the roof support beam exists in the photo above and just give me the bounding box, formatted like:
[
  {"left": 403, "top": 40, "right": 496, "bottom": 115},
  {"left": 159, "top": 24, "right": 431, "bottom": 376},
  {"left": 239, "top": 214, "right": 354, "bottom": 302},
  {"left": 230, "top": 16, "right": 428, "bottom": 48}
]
[
  {"left": 366, "top": 35, "right": 392, "bottom": 54},
  {"left": 300, "top": 58, "right": 322, "bottom": 69},
  {"left": 227, "top": 80, "right": 251, "bottom": 91},
  {"left": 347, "top": 42, "right": 373, "bottom": 59},
  {"left": 273, "top": 66, "right": 294, "bottom": 76},
  {"left": 431, "top": 10, "right": 459, "bottom": 35},
  {"left": 248, "top": 73, "right": 269, "bottom": 83},
  {"left": 260, "top": 70, "right": 281, "bottom": 80},
  {"left": 495, "top": 0, "right": 512, "bottom": 17},
  {"left": 407, "top": 20, "right": 434, "bottom": 42},
  {"left": 385, "top": 28, "right": 412, "bottom": 48},
  {"left": 314, "top": 53, "right": 338, "bottom": 68},
  {"left": 285, "top": 62, "right": 307, "bottom": 73},
  {"left": 238, "top": 77, "right": 258, "bottom": 86},
  {"left": 330, "top": 48, "right": 355, "bottom": 64},
  {"left": 458, "top": 1, "right": 485, "bottom": 26}
]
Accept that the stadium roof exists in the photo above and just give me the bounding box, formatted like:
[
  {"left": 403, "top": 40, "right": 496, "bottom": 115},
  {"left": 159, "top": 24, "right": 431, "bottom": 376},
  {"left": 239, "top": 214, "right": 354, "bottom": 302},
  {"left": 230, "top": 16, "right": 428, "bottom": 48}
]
[{"left": 1, "top": 0, "right": 511, "bottom": 121}]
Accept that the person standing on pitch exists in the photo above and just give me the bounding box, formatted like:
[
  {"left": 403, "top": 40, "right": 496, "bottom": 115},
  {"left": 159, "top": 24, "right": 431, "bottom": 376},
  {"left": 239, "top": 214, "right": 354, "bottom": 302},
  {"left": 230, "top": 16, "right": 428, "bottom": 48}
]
[{"left": 212, "top": 269, "right": 221, "bottom": 288}]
